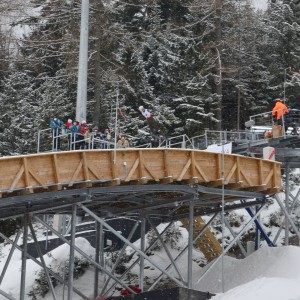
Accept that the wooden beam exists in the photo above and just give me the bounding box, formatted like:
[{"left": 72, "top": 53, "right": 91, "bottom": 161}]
[
  {"left": 88, "top": 164, "right": 101, "bottom": 180},
  {"left": 68, "top": 160, "right": 83, "bottom": 187},
  {"left": 240, "top": 169, "right": 253, "bottom": 186},
  {"left": 227, "top": 181, "right": 244, "bottom": 189},
  {"left": 258, "top": 160, "right": 263, "bottom": 185},
  {"left": 138, "top": 151, "right": 144, "bottom": 178},
  {"left": 160, "top": 176, "right": 173, "bottom": 184},
  {"left": 125, "top": 157, "right": 140, "bottom": 182},
  {"left": 111, "top": 151, "right": 117, "bottom": 179},
  {"left": 9, "top": 165, "right": 24, "bottom": 190},
  {"left": 194, "top": 160, "right": 209, "bottom": 182},
  {"left": 263, "top": 169, "right": 274, "bottom": 186},
  {"left": 191, "top": 151, "right": 196, "bottom": 178},
  {"left": 164, "top": 150, "right": 169, "bottom": 177},
  {"left": 224, "top": 163, "right": 237, "bottom": 185},
  {"left": 22, "top": 158, "right": 30, "bottom": 187},
  {"left": 143, "top": 162, "right": 160, "bottom": 182},
  {"left": 52, "top": 154, "right": 61, "bottom": 183},
  {"left": 177, "top": 158, "right": 191, "bottom": 181},
  {"left": 102, "top": 178, "right": 121, "bottom": 187},
  {"left": 28, "top": 169, "right": 47, "bottom": 189},
  {"left": 236, "top": 156, "right": 241, "bottom": 182},
  {"left": 82, "top": 152, "right": 89, "bottom": 181}
]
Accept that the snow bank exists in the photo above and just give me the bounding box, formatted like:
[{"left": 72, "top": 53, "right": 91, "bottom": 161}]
[{"left": 195, "top": 246, "right": 300, "bottom": 294}]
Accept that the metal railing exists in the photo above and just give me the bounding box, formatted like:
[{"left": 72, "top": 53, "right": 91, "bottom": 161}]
[{"left": 37, "top": 110, "right": 300, "bottom": 155}]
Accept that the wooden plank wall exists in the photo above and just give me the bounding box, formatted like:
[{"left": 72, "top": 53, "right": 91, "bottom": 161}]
[{"left": 0, "top": 149, "right": 282, "bottom": 197}]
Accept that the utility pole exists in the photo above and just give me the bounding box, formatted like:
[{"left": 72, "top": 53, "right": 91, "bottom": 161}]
[
  {"left": 76, "top": 0, "right": 89, "bottom": 123},
  {"left": 215, "top": 0, "right": 223, "bottom": 131}
]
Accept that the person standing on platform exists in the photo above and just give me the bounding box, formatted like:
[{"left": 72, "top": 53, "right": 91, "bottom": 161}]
[
  {"left": 272, "top": 100, "right": 289, "bottom": 127},
  {"left": 50, "top": 117, "right": 63, "bottom": 150}
]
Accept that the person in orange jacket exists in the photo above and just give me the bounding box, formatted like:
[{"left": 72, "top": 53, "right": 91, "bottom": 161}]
[{"left": 272, "top": 100, "right": 289, "bottom": 126}]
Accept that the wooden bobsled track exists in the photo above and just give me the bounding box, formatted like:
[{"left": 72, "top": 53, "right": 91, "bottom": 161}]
[{"left": 0, "top": 149, "right": 282, "bottom": 220}]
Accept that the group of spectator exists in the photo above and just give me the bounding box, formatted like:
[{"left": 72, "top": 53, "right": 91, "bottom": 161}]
[{"left": 50, "top": 117, "right": 130, "bottom": 150}]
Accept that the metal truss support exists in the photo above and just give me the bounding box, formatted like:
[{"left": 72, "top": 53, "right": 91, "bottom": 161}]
[
  {"left": 148, "top": 213, "right": 219, "bottom": 291},
  {"left": 102, "top": 222, "right": 175, "bottom": 297},
  {"left": 273, "top": 188, "right": 300, "bottom": 245},
  {"left": 0, "top": 232, "right": 88, "bottom": 300},
  {"left": 275, "top": 195, "right": 300, "bottom": 241},
  {"left": 147, "top": 217, "right": 185, "bottom": 283},
  {"left": 224, "top": 218, "right": 247, "bottom": 257},
  {"left": 94, "top": 222, "right": 101, "bottom": 298},
  {"left": 79, "top": 204, "right": 185, "bottom": 288},
  {"left": 255, "top": 205, "right": 261, "bottom": 250},
  {"left": 188, "top": 199, "right": 194, "bottom": 289},
  {"left": 29, "top": 223, "right": 58, "bottom": 300},
  {"left": 68, "top": 205, "right": 77, "bottom": 300},
  {"left": 195, "top": 206, "right": 265, "bottom": 287},
  {"left": 244, "top": 205, "right": 275, "bottom": 247},
  {"left": 139, "top": 217, "right": 146, "bottom": 291},
  {"left": 20, "top": 215, "right": 29, "bottom": 300},
  {"left": 35, "top": 216, "right": 137, "bottom": 295},
  {"left": 100, "top": 221, "right": 140, "bottom": 297},
  {"left": 0, "top": 230, "right": 21, "bottom": 286},
  {"left": 0, "top": 289, "right": 16, "bottom": 300},
  {"left": 285, "top": 163, "right": 290, "bottom": 246}
]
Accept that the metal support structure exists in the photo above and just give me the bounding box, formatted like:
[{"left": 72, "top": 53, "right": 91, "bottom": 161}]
[
  {"left": 94, "top": 222, "right": 101, "bottom": 298},
  {"left": 255, "top": 205, "right": 261, "bottom": 250},
  {"left": 67, "top": 205, "right": 77, "bottom": 300},
  {"left": 196, "top": 206, "right": 265, "bottom": 285},
  {"left": 100, "top": 221, "right": 140, "bottom": 296},
  {"left": 0, "top": 230, "right": 21, "bottom": 285},
  {"left": 285, "top": 163, "right": 290, "bottom": 245},
  {"left": 147, "top": 218, "right": 185, "bottom": 283},
  {"left": 244, "top": 205, "right": 275, "bottom": 247},
  {"left": 0, "top": 289, "right": 16, "bottom": 300},
  {"left": 29, "top": 223, "right": 58, "bottom": 300},
  {"left": 0, "top": 232, "right": 88, "bottom": 300},
  {"left": 35, "top": 216, "right": 137, "bottom": 295},
  {"left": 188, "top": 200, "right": 194, "bottom": 289},
  {"left": 139, "top": 217, "right": 146, "bottom": 291},
  {"left": 76, "top": 0, "right": 89, "bottom": 123},
  {"left": 275, "top": 195, "right": 300, "bottom": 241},
  {"left": 224, "top": 218, "right": 247, "bottom": 257},
  {"left": 20, "top": 215, "right": 29, "bottom": 300},
  {"left": 79, "top": 204, "right": 185, "bottom": 287},
  {"left": 148, "top": 213, "right": 219, "bottom": 291},
  {"left": 103, "top": 222, "right": 175, "bottom": 297}
]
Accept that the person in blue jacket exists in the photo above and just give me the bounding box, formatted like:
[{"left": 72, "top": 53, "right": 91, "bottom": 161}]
[{"left": 50, "top": 117, "right": 63, "bottom": 150}]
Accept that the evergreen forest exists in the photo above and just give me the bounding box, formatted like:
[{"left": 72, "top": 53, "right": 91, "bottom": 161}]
[{"left": 1, "top": 0, "right": 300, "bottom": 155}]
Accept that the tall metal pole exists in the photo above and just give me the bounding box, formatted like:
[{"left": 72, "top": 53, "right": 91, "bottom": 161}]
[
  {"left": 139, "top": 217, "right": 146, "bottom": 291},
  {"left": 285, "top": 163, "right": 290, "bottom": 246},
  {"left": 76, "top": 0, "right": 89, "bottom": 123},
  {"left": 188, "top": 200, "right": 194, "bottom": 289},
  {"left": 283, "top": 68, "right": 286, "bottom": 104},
  {"left": 67, "top": 205, "right": 77, "bottom": 300},
  {"left": 94, "top": 222, "right": 101, "bottom": 299},
  {"left": 20, "top": 216, "right": 29, "bottom": 300}
]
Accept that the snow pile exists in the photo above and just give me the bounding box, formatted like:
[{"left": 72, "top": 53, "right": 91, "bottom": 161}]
[
  {"left": 194, "top": 246, "right": 300, "bottom": 300},
  {"left": 0, "top": 237, "right": 95, "bottom": 299}
]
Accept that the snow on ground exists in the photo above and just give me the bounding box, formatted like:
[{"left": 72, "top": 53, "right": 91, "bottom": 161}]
[{"left": 195, "top": 246, "right": 300, "bottom": 294}]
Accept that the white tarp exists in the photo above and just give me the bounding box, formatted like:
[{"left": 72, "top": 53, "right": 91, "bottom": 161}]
[{"left": 205, "top": 142, "right": 232, "bottom": 154}]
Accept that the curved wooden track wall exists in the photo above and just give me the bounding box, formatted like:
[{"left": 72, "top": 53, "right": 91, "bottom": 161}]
[{"left": 0, "top": 149, "right": 282, "bottom": 198}]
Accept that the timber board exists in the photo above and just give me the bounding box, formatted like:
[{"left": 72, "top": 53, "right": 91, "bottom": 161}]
[{"left": 0, "top": 149, "right": 282, "bottom": 199}]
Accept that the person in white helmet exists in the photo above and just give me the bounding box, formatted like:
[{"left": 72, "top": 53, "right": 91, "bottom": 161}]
[
  {"left": 138, "top": 105, "right": 161, "bottom": 139},
  {"left": 139, "top": 106, "right": 152, "bottom": 119}
]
